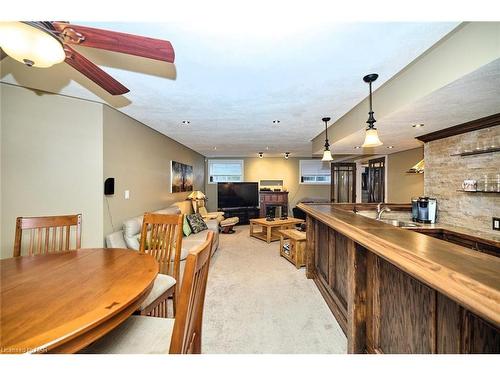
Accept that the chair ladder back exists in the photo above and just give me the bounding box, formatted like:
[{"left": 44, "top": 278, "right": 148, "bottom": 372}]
[
  {"left": 169, "top": 231, "right": 213, "bottom": 354},
  {"left": 13, "top": 214, "right": 82, "bottom": 257},
  {"left": 139, "top": 213, "right": 184, "bottom": 278}
]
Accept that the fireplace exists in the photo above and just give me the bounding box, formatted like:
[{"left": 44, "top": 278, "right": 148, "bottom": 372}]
[
  {"left": 265, "top": 205, "right": 284, "bottom": 219},
  {"left": 260, "top": 191, "right": 288, "bottom": 218}
]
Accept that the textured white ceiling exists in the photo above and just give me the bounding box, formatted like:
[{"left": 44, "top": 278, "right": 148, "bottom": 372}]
[
  {"left": 333, "top": 57, "right": 500, "bottom": 155},
  {"left": 0, "top": 22, "right": 458, "bottom": 157}
]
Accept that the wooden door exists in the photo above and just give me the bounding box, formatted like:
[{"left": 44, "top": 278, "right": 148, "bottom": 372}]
[
  {"left": 368, "top": 157, "right": 385, "bottom": 203},
  {"left": 331, "top": 163, "right": 356, "bottom": 203}
]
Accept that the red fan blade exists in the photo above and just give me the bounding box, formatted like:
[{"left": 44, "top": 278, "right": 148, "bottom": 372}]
[
  {"left": 64, "top": 45, "right": 129, "bottom": 96},
  {"left": 53, "top": 22, "right": 175, "bottom": 63}
]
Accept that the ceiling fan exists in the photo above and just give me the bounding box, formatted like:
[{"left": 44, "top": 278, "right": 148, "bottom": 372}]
[{"left": 0, "top": 21, "right": 175, "bottom": 95}]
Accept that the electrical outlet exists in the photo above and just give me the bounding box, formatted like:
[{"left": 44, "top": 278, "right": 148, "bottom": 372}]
[
  {"left": 124, "top": 190, "right": 130, "bottom": 200},
  {"left": 493, "top": 217, "right": 500, "bottom": 231}
]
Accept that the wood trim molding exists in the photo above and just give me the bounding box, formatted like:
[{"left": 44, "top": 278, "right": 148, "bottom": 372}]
[{"left": 416, "top": 113, "right": 500, "bottom": 143}]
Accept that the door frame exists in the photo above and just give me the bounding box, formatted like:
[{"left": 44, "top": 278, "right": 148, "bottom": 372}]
[
  {"left": 367, "top": 157, "right": 385, "bottom": 203},
  {"left": 330, "top": 162, "right": 357, "bottom": 203}
]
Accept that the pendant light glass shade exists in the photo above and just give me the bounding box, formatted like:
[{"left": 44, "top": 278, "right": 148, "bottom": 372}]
[
  {"left": 362, "top": 128, "right": 383, "bottom": 147},
  {"left": 0, "top": 22, "right": 65, "bottom": 68},
  {"left": 322, "top": 149, "right": 333, "bottom": 161}
]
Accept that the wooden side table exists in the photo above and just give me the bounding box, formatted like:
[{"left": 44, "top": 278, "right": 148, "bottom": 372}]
[{"left": 278, "top": 229, "right": 306, "bottom": 268}]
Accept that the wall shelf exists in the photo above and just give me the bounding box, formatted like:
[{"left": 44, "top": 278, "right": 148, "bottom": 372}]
[
  {"left": 450, "top": 147, "right": 500, "bottom": 157},
  {"left": 456, "top": 190, "right": 500, "bottom": 194}
]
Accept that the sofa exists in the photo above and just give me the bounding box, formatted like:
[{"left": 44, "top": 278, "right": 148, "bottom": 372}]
[
  {"left": 105, "top": 201, "right": 219, "bottom": 252},
  {"left": 105, "top": 200, "right": 219, "bottom": 287}
]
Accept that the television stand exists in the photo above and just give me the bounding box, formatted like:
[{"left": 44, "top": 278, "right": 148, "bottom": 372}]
[{"left": 219, "top": 207, "right": 260, "bottom": 225}]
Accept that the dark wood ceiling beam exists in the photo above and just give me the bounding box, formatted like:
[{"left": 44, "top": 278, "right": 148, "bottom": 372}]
[{"left": 416, "top": 113, "right": 500, "bottom": 143}]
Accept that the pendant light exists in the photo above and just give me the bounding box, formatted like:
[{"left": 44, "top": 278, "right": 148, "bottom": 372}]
[
  {"left": 321, "top": 117, "right": 333, "bottom": 161},
  {"left": 362, "top": 74, "right": 383, "bottom": 147}
]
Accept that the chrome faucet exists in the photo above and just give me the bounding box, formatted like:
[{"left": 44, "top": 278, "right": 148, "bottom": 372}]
[{"left": 376, "top": 203, "right": 391, "bottom": 220}]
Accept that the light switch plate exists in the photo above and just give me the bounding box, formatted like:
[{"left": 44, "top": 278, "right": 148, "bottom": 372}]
[
  {"left": 493, "top": 217, "right": 500, "bottom": 231},
  {"left": 124, "top": 190, "right": 130, "bottom": 200}
]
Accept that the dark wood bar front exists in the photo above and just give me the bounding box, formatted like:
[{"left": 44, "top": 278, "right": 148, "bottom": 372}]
[{"left": 299, "top": 203, "right": 500, "bottom": 354}]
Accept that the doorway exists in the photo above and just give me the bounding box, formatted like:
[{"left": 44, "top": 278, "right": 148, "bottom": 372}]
[
  {"left": 367, "top": 157, "right": 385, "bottom": 203},
  {"left": 331, "top": 163, "right": 356, "bottom": 203}
]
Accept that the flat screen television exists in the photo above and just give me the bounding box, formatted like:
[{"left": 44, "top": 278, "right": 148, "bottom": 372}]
[{"left": 217, "top": 182, "right": 259, "bottom": 209}]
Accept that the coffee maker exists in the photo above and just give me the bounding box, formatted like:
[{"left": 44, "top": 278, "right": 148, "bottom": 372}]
[{"left": 412, "top": 197, "right": 437, "bottom": 224}]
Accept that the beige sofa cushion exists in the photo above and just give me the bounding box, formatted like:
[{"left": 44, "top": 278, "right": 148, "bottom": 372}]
[
  {"left": 172, "top": 201, "right": 193, "bottom": 215},
  {"left": 123, "top": 215, "right": 144, "bottom": 250},
  {"left": 154, "top": 206, "right": 181, "bottom": 216},
  {"left": 81, "top": 316, "right": 174, "bottom": 354}
]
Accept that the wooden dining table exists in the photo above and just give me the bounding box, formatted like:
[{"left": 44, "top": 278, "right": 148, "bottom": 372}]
[{"left": 0, "top": 248, "right": 158, "bottom": 354}]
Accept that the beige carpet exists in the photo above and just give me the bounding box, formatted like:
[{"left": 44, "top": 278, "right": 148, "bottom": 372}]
[{"left": 202, "top": 225, "right": 347, "bottom": 354}]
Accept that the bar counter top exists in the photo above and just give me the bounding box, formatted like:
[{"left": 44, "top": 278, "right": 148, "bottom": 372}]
[{"left": 298, "top": 203, "right": 500, "bottom": 327}]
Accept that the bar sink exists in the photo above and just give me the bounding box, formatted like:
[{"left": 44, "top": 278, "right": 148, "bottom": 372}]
[{"left": 377, "top": 219, "right": 420, "bottom": 227}]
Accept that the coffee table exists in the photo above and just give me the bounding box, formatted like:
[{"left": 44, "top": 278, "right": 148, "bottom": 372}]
[{"left": 249, "top": 217, "right": 304, "bottom": 243}]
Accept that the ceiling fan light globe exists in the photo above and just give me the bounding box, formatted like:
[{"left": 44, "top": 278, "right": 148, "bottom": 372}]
[
  {"left": 0, "top": 22, "right": 65, "bottom": 68},
  {"left": 322, "top": 149, "right": 333, "bottom": 162},
  {"left": 362, "top": 128, "right": 383, "bottom": 147}
]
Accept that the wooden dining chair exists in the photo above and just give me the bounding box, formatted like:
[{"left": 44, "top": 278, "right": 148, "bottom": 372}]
[
  {"left": 81, "top": 231, "right": 214, "bottom": 354},
  {"left": 13, "top": 214, "right": 82, "bottom": 257},
  {"left": 137, "top": 213, "right": 184, "bottom": 318}
]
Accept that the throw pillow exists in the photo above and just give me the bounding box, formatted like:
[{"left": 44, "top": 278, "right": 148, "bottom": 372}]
[
  {"left": 186, "top": 213, "right": 208, "bottom": 234},
  {"left": 183, "top": 215, "right": 192, "bottom": 237}
]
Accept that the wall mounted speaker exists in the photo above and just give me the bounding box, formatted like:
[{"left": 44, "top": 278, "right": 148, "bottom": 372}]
[{"left": 104, "top": 178, "right": 115, "bottom": 196}]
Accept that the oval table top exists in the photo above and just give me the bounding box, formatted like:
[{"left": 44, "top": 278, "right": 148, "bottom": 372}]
[{"left": 0, "top": 248, "right": 158, "bottom": 354}]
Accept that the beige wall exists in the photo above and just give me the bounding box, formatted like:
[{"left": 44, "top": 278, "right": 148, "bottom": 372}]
[
  {"left": 205, "top": 157, "right": 330, "bottom": 214},
  {"left": 103, "top": 106, "right": 205, "bottom": 236},
  {"left": 0, "top": 84, "right": 104, "bottom": 258},
  {"left": 386, "top": 147, "right": 424, "bottom": 203},
  {"left": 425, "top": 125, "right": 500, "bottom": 234}
]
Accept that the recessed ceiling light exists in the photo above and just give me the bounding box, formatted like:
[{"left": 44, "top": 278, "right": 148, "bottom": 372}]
[
  {"left": 265, "top": 146, "right": 269, "bottom": 150},
  {"left": 386, "top": 145, "right": 394, "bottom": 149},
  {"left": 354, "top": 146, "right": 361, "bottom": 149},
  {"left": 213, "top": 146, "right": 217, "bottom": 151},
  {"left": 258, "top": 152, "right": 263, "bottom": 158},
  {"left": 182, "top": 120, "right": 190, "bottom": 125},
  {"left": 272, "top": 120, "right": 280, "bottom": 124},
  {"left": 412, "top": 123, "right": 424, "bottom": 128}
]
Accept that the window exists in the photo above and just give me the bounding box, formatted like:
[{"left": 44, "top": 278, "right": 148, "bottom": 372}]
[
  {"left": 299, "top": 159, "right": 331, "bottom": 185},
  {"left": 208, "top": 160, "right": 244, "bottom": 183}
]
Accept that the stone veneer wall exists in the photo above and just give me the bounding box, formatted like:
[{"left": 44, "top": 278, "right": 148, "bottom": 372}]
[{"left": 424, "top": 125, "right": 500, "bottom": 234}]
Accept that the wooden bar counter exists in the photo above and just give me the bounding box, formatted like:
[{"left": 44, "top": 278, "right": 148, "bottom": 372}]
[{"left": 298, "top": 203, "right": 500, "bottom": 354}]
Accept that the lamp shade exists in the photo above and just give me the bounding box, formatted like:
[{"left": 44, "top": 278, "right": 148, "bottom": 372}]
[
  {"left": 362, "top": 128, "right": 383, "bottom": 147},
  {"left": 0, "top": 22, "right": 65, "bottom": 68},
  {"left": 321, "top": 149, "right": 333, "bottom": 161},
  {"left": 187, "top": 191, "right": 206, "bottom": 200}
]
